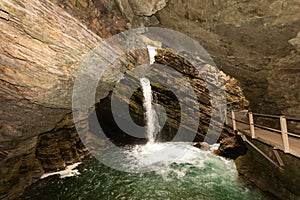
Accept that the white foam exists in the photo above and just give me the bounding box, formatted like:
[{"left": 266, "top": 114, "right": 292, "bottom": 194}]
[
  {"left": 125, "top": 142, "right": 208, "bottom": 173},
  {"left": 40, "top": 162, "right": 82, "bottom": 179},
  {"left": 209, "top": 143, "right": 220, "bottom": 152}
]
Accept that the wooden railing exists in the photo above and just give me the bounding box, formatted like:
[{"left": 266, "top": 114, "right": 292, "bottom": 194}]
[{"left": 227, "top": 110, "right": 300, "bottom": 155}]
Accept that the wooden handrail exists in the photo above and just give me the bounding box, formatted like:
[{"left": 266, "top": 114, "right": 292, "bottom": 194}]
[
  {"left": 252, "top": 123, "right": 282, "bottom": 134},
  {"left": 286, "top": 117, "right": 300, "bottom": 122},
  {"left": 232, "top": 110, "right": 300, "bottom": 122},
  {"left": 252, "top": 113, "right": 280, "bottom": 119},
  {"left": 252, "top": 112, "right": 300, "bottom": 122},
  {"left": 229, "top": 116, "right": 285, "bottom": 134},
  {"left": 288, "top": 132, "right": 300, "bottom": 139},
  {"left": 228, "top": 110, "right": 300, "bottom": 156}
]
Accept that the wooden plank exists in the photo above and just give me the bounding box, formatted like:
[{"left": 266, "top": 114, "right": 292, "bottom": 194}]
[
  {"left": 240, "top": 133, "right": 281, "bottom": 168},
  {"left": 229, "top": 110, "right": 300, "bottom": 158},
  {"left": 231, "top": 110, "right": 237, "bottom": 131},
  {"left": 273, "top": 149, "right": 285, "bottom": 167},
  {"left": 248, "top": 112, "right": 255, "bottom": 138},
  {"left": 280, "top": 116, "right": 290, "bottom": 153}
]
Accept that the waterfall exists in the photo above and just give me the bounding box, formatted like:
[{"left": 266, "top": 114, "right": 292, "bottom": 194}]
[
  {"left": 147, "top": 45, "right": 156, "bottom": 64},
  {"left": 140, "top": 78, "right": 158, "bottom": 143}
]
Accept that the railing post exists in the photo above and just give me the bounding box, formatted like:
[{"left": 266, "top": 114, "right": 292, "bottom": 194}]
[
  {"left": 248, "top": 112, "right": 255, "bottom": 138},
  {"left": 225, "top": 109, "right": 228, "bottom": 125},
  {"left": 280, "top": 116, "right": 290, "bottom": 153},
  {"left": 231, "top": 110, "right": 237, "bottom": 131}
]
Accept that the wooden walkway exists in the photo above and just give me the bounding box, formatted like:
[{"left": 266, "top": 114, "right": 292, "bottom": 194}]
[{"left": 227, "top": 110, "right": 300, "bottom": 159}]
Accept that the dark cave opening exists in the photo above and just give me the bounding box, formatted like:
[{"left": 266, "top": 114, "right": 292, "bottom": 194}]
[{"left": 93, "top": 82, "right": 184, "bottom": 146}]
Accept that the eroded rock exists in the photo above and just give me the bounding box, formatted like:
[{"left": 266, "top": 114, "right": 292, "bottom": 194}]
[
  {"left": 128, "top": 0, "right": 168, "bottom": 16},
  {"left": 109, "top": 48, "right": 248, "bottom": 144},
  {"left": 0, "top": 0, "right": 134, "bottom": 199}
]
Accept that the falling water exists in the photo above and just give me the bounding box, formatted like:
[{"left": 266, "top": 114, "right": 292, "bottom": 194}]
[
  {"left": 21, "top": 81, "right": 268, "bottom": 200},
  {"left": 140, "top": 78, "right": 158, "bottom": 143},
  {"left": 147, "top": 45, "right": 156, "bottom": 64},
  {"left": 21, "top": 50, "right": 267, "bottom": 199}
]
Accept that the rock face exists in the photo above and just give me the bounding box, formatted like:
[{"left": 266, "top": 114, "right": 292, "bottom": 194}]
[
  {"left": 117, "top": 0, "right": 300, "bottom": 118},
  {"left": 116, "top": 0, "right": 166, "bottom": 27},
  {"left": 235, "top": 136, "right": 300, "bottom": 200},
  {"left": 0, "top": 1, "right": 100, "bottom": 109},
  {"left": 116, "top": 0, "right": 168, "bottom": 17},
  {"left": 103, "top": 48, "right": 247, "bottom": 145},
  {"left": 54, "top": 0, "right": 128, "bottom": 37},
  {"left": 153, "top": 49, "right": 248, "bottom": 142},
  {"left": 128, "top": 0, "right": 168, "bottom": 16},
  {"left": 0, "top": 0, "right": 132, "bottom": 199}
]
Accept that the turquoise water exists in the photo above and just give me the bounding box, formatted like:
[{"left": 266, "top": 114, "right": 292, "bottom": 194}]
[{"left": 21, "top": 143, "right": 268, "bottom": 200}]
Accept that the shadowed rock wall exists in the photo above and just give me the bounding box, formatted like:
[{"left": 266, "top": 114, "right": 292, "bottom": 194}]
[
  {"left": 0, "top": 0, "right": 131, "bottom": 198},
  {"left": 236, "top": 135, "right": 300, "bottom": 200},
  {"left": 117, "top": 0, "right": 300, "bottom": 118}
]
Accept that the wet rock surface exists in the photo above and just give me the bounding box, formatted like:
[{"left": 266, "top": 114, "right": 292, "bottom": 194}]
[
  {"left": 193, "top": 142, "right": 211, "bottom": 151},
  {"left": 214, "top": 135, "right": 247, "bottom": 159}
]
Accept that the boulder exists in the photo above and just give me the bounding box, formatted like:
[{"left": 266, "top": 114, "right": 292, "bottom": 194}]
[{"left": 215, "top": 135, "right": 247, "bottom": 159}]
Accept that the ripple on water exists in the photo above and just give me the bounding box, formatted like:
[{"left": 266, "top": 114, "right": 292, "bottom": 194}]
[{"left": 20, "top": 142, "right": 268, "bottom": 200}]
